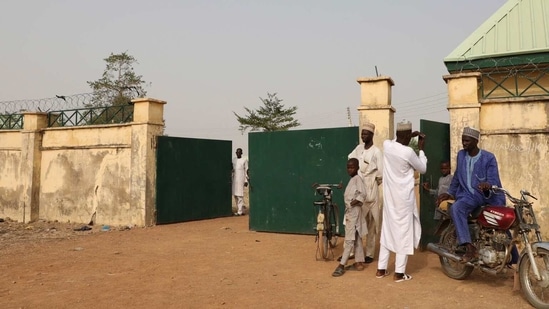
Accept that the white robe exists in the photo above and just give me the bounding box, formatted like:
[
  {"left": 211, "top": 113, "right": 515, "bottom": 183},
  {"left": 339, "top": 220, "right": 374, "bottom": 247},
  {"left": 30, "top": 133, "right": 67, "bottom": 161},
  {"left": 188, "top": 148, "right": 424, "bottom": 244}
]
[
  {"left": 232, "top": 157, "right": 248, "bottom": 197},
  {"left": 348, "top": 144, "right": 383, "bottom": 232},
  {"left": 380, "top": 139, "right": 427, "bottom": 255}
]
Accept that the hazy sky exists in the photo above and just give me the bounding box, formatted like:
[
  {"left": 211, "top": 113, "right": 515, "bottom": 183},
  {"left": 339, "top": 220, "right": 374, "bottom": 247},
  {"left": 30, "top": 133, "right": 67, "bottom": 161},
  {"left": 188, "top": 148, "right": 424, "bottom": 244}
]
[{"left": 1, "top": 0, "right": 508, "bottom": 153}]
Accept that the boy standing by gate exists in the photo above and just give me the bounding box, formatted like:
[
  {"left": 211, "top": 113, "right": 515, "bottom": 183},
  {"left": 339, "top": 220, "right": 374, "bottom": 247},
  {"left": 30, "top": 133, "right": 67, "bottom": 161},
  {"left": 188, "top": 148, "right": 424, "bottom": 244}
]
[{"left": 332, "top": 158, "right": 368, "bottom": 277}]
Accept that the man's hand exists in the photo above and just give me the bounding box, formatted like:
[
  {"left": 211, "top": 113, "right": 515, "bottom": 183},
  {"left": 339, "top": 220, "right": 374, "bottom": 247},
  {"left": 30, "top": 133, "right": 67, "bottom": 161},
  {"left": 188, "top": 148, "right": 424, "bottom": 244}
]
[
  {"left": 418, "top": 138, "right": 425, "bottom": 151},
  {"left": 436, "top": 193, "right": 453, "bottom": 206},
  {"left": 412, "top": 131, "right": 426, "bottom": 150},
  {"left": 422, "top": 182, "right": 430, "bottom": 191},
  {"left": 478, "top": 182, "right": 491, "bottom": 192},
  {"left": 244, "top": 181, "right": 249, "bottom": 187}
]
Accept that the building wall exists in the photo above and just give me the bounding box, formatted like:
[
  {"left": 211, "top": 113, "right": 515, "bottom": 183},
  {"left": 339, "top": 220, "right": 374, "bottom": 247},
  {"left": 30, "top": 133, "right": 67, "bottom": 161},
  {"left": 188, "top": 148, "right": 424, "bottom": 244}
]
[
  {"left": 481, "top": 100, "right": 548, "bottom": 131},
  {"left": 356, "top": 73, "right": 549, "bottom": 237},
  {"left": 0, "top": 131, "right": 23, "bottom": 220},
  {"left": 445, "top": 72, "right": 549, "bottom": 237},
  {"left": 0, "top": 98, "right": 166, "bottom": 226},
  {"left": 39, "top": 125, "right": 133, "bottom": 225}
]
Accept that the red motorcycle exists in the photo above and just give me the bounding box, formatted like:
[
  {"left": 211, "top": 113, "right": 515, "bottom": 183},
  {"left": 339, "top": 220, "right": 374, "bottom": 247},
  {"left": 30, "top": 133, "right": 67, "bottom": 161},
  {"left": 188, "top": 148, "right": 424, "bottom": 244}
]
[{"left": 427, "top": 186, "right": 549, "bottom": 308}]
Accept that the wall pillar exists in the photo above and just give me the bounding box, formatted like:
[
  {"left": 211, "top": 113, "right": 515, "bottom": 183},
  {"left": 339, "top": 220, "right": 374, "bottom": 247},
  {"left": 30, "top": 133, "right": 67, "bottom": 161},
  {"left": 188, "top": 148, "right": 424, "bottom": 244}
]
[
  {"left": 130, "top": 98, "right": 166, "bottom": 226},
  {"left": 356, "top": 76, "right": 396, "bottom": 145},
  {"left": 443, "top": 72, "right": 482, "bottom": 164},
  {"left": 20, "top": 112, "right": 48, "bottom": 222}
]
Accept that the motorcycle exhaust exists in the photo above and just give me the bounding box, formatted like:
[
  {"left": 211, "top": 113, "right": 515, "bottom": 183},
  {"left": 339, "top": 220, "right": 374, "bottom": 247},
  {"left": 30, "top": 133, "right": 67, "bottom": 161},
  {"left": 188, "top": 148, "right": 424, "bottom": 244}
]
[
  {"left": 479, "top": 266, "right": 497, "bottom": 276},
  {"left": 427, "top": 243, "right": 463, "bottom": 262}
]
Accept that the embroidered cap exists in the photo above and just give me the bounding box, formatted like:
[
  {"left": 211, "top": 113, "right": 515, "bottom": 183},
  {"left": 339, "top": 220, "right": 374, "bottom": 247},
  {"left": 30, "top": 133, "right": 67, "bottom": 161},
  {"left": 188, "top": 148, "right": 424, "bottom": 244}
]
[
  {"left": 363, "top": 122, "right": 375, "bottom": 133},
  {"left": 396, "top": 120, "right": 412, "bottom": 131},
  {"left": 462, "top": 126, "right": 480, "bottom": 140}
]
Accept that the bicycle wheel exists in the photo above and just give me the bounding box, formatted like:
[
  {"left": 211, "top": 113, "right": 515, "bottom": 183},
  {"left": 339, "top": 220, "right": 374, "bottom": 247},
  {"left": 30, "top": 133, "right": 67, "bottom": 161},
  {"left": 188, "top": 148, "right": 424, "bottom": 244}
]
[
  {"left": 317, "top": 229, "right": 329, "bottom": 260},
  {"left": 328, "top": 203, "right": 339, "bottom": 248}
]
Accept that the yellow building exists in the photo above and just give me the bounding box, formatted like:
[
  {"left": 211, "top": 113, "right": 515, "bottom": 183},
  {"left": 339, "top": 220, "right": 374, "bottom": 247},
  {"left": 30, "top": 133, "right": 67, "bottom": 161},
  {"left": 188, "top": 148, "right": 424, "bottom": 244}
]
[{"left": 443, "top": 0, "right": 549, "bottom": 234}]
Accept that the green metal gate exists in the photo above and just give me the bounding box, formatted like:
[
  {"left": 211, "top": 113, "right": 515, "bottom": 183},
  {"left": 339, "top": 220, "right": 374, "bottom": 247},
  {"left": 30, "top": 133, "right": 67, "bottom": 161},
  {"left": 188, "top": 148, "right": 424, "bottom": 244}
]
[
  {"left": 248, "top": 127, "right": 359, "bottom": 234},
  {"left": 419, "top": 119, "right": 450, "bottom": 250},
  {"left": 155, "top": 136, "right": 232, "bottom": 224}
]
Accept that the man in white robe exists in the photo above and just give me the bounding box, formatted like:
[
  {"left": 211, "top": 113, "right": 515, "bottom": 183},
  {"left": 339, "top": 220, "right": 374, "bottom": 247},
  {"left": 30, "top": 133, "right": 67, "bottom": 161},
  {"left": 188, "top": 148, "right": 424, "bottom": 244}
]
[
  {"left": 347, "top": 122, "right": 383, "bottom": 263},
  {"left": 232, "top": 148, "right": 249, "bottom": 216},
  {"left": 376, "top": 120, "right": 427, "bottom": 282}
]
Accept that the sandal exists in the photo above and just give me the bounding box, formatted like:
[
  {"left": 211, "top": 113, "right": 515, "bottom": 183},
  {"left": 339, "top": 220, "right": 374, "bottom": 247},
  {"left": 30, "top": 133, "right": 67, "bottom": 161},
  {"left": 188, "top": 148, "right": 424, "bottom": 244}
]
[
  {"left": 346, "top": 262, "right": 365, "bottom": 271},
  {"left": 394, "top": 273, "right": 413, "bottom": 282},
  {"left": 332, "top": 265, "right": 345, "bottom": 277},
  {"left": 461, "top": 244, "right": 479, "bottom": 263},
  {"left": 375, "top": 269, "right": 390, "bottom": 279}
]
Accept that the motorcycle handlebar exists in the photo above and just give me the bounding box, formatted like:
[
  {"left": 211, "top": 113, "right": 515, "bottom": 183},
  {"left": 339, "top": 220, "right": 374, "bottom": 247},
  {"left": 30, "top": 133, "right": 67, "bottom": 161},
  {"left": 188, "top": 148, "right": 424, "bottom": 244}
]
[
  {"left": 491, "top": 185, "right": 537, "bottom": 201},
  {"left": 523, "top": 191, "right": 538, "bottom": 200}
]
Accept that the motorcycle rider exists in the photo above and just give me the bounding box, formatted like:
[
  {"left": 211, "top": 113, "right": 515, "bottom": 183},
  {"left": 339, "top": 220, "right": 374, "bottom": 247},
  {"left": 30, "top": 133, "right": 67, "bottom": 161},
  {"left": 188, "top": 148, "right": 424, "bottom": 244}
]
[{"left": 436, "top": 127, "right": 505, "bottom": 263}]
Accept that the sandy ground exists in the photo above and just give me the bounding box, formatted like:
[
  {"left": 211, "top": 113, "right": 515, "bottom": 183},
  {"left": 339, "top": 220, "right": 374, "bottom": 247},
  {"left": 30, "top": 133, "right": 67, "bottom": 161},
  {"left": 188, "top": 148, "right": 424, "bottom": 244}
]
[{"left": 0, "top": 206, "right": 536, "bottom": 309}]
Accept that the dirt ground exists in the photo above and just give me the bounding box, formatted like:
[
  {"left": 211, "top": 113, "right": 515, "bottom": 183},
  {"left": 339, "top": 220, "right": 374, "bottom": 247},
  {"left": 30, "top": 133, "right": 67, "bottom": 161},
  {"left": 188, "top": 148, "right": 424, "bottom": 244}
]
[{"left": 0, "top": 209, "right": 536, "bottom": 309}]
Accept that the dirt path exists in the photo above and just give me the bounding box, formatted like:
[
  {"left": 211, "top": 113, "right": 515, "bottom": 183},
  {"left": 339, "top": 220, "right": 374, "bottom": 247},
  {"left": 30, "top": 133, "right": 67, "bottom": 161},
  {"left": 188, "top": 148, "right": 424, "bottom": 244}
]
[{"left": 0, "top": 216, "right": 533, "bottom": 308}]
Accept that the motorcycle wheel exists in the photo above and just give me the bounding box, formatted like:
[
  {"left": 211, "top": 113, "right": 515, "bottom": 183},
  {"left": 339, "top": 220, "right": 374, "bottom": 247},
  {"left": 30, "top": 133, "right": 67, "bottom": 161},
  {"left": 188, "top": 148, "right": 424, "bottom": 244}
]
[
  {"left": 519, "top": 249, "right": 549, "bottom": 308},
  {"left": 439, "top": 224, "right": 473, "bottom": 280}
]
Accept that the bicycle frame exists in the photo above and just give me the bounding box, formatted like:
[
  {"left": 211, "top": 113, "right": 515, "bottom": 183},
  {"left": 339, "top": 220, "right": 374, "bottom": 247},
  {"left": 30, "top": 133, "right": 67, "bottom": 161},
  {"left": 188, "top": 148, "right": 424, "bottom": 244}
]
[{"left": 313, "top": 183, "right": 341, "bottom": 260}]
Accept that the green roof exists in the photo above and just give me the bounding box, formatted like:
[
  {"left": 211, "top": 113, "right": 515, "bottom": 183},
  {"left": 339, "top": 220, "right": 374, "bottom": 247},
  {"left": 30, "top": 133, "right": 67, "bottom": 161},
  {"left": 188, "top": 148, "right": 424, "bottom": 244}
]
[{"left": 445, "top": 0, "right": 549, "bottom": 70}]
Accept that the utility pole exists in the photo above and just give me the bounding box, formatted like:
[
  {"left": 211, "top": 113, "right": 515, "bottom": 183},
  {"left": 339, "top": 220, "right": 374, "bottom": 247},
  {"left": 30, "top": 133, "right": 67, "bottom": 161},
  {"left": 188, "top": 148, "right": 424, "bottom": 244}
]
[{"left": 347, "top": 107, "right": 353, "bottom": 127}]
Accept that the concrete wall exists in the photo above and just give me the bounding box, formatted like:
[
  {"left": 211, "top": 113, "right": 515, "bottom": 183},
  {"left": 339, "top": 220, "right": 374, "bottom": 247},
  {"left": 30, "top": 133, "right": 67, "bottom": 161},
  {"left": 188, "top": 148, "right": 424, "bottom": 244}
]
[
  {"left": 0, "top": 131, "right": 23, "bottom": 220},
  {"left": 444, "top": 72, "right": 549, "bottom": 236},
  {"left": 0, "top": 98, "right": 166, "bottom": 226},
  {"left": 355, "top": 73, "right": 549, "bottom": 237},
  {"left": 355, "top": 76, "right": 421, "bottom": 208},
  {"left": 356, "top": 76, "right": 396, "bottom": 144}
]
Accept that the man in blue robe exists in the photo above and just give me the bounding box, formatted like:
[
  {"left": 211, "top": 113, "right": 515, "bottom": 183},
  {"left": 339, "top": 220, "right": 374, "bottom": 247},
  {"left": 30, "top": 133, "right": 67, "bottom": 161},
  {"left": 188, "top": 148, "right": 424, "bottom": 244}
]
[{"left": 436, "top": 127, "right": 504, "bottom": 263}]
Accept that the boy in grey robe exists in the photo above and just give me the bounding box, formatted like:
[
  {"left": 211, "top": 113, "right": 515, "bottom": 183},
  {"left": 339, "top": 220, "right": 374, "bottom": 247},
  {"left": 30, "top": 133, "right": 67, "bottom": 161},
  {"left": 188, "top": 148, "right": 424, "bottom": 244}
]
[{"left": 332, "top": 158, "right": 368, "bottom": 277}]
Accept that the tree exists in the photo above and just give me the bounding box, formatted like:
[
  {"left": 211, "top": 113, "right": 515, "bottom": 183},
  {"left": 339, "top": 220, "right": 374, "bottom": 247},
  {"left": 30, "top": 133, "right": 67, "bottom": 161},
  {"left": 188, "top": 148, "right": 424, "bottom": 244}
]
[
  {"left": 233, "top": 93, "right": 300, "bottom": 134},
  {"left": 87, "top": 52, "right": 148, "bottom": 107}
]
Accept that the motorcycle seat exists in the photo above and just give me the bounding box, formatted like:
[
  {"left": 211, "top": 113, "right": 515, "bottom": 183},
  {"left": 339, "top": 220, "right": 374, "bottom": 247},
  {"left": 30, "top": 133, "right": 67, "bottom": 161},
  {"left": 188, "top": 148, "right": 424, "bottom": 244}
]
[{"left": 445, "top": 202, "right": 487, "bottom": 220}]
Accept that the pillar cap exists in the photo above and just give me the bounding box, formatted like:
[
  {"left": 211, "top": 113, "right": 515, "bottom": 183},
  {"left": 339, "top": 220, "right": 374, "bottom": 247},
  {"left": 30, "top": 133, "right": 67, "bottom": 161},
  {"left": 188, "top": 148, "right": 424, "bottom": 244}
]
[
  {"left": 357, "top": 76, "right": 395, "bottom": 86},
  {"left": 443, "top": 72, "right": 481, "bottom": 82},
  {"left": 131, "top": 97, "right": 167, "bottom": 105},
  {"left": 22, "top": 111, "right": 48, "bottom": 116}
]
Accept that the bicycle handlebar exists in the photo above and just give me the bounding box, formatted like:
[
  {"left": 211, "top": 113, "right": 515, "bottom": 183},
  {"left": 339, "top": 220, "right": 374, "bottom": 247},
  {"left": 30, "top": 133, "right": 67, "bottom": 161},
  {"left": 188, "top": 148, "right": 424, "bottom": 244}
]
[{"left": 312, "top": 182, "right": 343, "bottom": 189}]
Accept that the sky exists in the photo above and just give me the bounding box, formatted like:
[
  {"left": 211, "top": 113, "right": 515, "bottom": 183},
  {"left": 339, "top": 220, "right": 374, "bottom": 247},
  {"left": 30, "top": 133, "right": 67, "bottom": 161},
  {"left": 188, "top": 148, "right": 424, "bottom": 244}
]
[{"left": 0, "top": 0, "right": 508, "bottom": 154}]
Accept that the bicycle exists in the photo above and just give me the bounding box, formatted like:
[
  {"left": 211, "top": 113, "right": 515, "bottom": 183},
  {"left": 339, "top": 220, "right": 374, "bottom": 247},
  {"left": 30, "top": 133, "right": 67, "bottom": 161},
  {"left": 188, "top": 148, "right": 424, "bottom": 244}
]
[{"left": 312, "top": 182, "right": 342, "bottom": 260}]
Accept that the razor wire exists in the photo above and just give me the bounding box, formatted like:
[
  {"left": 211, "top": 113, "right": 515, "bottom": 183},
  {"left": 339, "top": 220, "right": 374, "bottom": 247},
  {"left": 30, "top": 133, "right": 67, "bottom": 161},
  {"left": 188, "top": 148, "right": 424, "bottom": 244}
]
[
  {"left": 447, "top": 55, "right": 549, "bottom": 100},
  {"left": 0, "top": 93, "right": 93, "bottom": 114}
]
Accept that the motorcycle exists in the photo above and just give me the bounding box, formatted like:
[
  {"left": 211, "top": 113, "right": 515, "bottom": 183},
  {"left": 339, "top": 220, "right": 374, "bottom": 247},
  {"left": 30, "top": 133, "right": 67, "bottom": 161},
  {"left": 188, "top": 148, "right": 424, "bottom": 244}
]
[{"left": 427, "top": 186, "right": 549, "bottom": 308}]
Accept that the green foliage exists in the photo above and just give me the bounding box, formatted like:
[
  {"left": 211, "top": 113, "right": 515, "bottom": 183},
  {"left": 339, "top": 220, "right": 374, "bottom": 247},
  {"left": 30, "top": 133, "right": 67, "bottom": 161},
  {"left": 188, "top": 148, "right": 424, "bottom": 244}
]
[
  {"left": 233, "top": 93, "right": 300, "bottom": 134},
  {"left": 87, "top": 52, "right": 148, "bottom": 107}
]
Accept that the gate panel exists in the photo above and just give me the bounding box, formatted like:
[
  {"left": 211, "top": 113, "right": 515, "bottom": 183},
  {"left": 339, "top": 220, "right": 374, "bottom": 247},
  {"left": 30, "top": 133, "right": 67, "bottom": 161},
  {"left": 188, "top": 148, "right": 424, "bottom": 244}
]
[
  {"left": 156, "top": 136, "right": 232, "bottom": 224},
  {"left": 419, "top": 119, "right": 450, "bottom": 249},
  {"left": 249, "top": 127, "right": 358, "bottom": 234}
]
